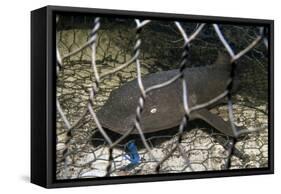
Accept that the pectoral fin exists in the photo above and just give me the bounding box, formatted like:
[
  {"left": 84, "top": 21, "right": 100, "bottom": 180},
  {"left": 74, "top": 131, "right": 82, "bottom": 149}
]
[
  {"left": 191, "top": 109, "right": 250, "bottom": 161},
  {"left": 192, "top": 108, "right": 237, "bottom": 137}
]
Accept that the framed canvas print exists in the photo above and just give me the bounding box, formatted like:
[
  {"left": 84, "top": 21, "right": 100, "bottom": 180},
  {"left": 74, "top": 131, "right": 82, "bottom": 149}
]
[{"left": 31, "top": 5, "right": 274, "bottom": 188}]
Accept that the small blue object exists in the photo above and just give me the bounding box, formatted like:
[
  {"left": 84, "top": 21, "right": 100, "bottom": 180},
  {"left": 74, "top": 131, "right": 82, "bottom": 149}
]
[{"left": 124, "top": 141, "right": 140, "bottom": 165}]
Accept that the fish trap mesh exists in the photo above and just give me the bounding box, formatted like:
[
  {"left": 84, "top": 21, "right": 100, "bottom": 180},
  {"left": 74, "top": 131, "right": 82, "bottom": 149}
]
[{"left": 55, "top": 15, "right": 269, "bottom": 179}]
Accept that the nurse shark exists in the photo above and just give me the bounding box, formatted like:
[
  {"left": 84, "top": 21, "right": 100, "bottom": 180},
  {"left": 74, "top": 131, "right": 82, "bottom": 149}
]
[{"left": 96, "top": 52, "right": 242, "bottom": 138}]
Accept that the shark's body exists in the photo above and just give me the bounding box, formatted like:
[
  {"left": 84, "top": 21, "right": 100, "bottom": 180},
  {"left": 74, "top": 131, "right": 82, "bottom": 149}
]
[{"left": 96, "top": 52, "right": 241, "bottom": 137}]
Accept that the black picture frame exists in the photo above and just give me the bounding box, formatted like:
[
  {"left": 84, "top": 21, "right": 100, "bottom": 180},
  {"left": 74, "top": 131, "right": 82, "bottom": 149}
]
[{"left": 31, "top": 5, "right": 274, "bottom": 188}]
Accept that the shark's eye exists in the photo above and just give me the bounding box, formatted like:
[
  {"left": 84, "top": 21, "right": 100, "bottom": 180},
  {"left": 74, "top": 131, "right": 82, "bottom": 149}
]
[{"left": 150, "top": 108, "right": 157, "bottom": 114}]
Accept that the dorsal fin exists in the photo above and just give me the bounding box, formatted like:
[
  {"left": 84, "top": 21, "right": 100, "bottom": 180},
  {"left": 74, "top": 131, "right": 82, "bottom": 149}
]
[
  {"left": 212, "top": 51, "right": 231, "bottom": 69},
  {"left": 212, "top": 51, "right": 241, "bottom": 93}
]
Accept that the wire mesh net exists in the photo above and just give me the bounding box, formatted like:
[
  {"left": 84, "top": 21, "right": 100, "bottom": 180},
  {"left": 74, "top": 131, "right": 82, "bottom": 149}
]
[{"left": 55, "top": 15, "right": 269, "bottom": 179}]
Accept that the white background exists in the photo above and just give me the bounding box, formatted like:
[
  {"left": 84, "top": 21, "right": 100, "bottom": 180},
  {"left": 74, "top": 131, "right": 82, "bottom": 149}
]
[{"left": 0, "top": 0, "right": 279, "bottom": 193}]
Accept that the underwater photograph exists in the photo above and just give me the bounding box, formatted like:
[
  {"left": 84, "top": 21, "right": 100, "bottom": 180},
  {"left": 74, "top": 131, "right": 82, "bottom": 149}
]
[{"left": 55, "top": 13, "right": 269, "bottom": 180}]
